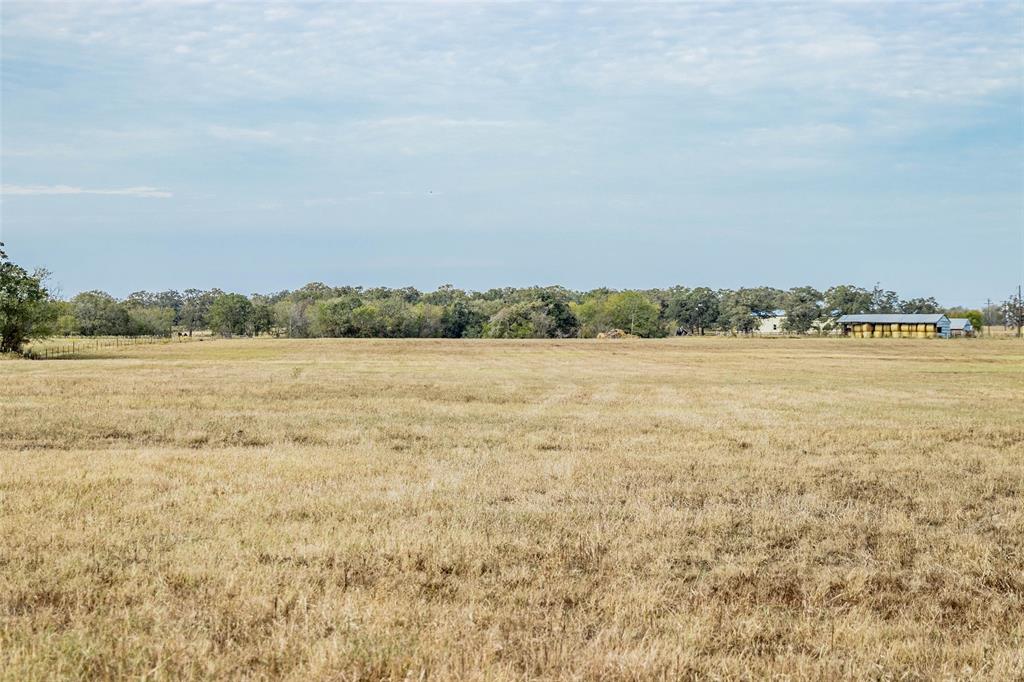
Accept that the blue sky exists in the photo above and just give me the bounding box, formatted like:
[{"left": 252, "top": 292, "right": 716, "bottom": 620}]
[{"left": 2, "top": 1, "right": 1022, "bottom": 306}]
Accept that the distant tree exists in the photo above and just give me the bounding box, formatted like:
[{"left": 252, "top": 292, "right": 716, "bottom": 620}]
[
  {"left": 781, "top": 286, "right": 823, "bottom": 333},
  {"left": 422, "top": 284, "right": 464, "bottom": 306},
  {"left": 982, "top": 303, "right": 1002, "bottom": 329},
  {"left": 249, "top": 295, "right": 275, "bottom": 336},
  {"left": 125, "top": 291, "right": 158, "bottom": 308},
  {"left": 127, "top": 306, "right": 175, "bottom": 336},
  {"left": 720, "top": 299, "right": 757, "bottom": 334},
  {"left": 73, "top": 291, "right": 130, "bottom": 336},
  {"left": 738, "top": 287, "right": 784, "bottom": 319},
  {"left": 0, "top": 243, "right": 55, "bottom": 353},
  {"left": 350, "top": 304, "right": 383, "bottom": 337},
  {"left": 441, "top": 300, "right": 473, "bottom": 337},
  {"left": 869, "top": 284, "right": 901, "bottom": 313},
  {"left": 901, "top": 297, "right": 940, "bottom": 314},
  {"left": 718, "top": 290, "right": 760, "bottom": 334},
  {"left": 208, "top": 293, "right": 254, "bottom": 337},
  {"left": 180, "top": 289, "right": 219, "bottom": 336},
  {"left": 533, "top": 289, "right": 579, "bottom": 338},
  {"left": 293, "top": 281, "right": 339, "bottom": 303},
  {"left": 406, "top": 303, "right": 445, "bottom": 338},
  {"left": 602, "top": 291, "right": 661, "bottom": 337},
  {"left": 963, "top": 309, "right": 983, "bottom": 333},
  {"left": 665, "top": 287, "right": 719, "bottom": 335},
  {"left": 483, "top": 301, "right": 544, "bottom": 338},
  {"left": 823, "top": 284, "right": 873, "bottom": 319},
  {"left": 316, "top": 295, "right": 363, "bottom": 337},
  {"left": 49, "top": 300, "right": 78, "bottom": 336},
  {"left": 1003, "top": 290, "right": 1024, "bottom": 336}
]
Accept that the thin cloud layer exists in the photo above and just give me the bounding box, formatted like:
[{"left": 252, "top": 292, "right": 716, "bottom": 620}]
[
  {"left": 2, "top": 2, "right": 1019, "bottom": 103},
  {"left": 1, "top": 2, "right": 1020, "bottom": 304},
  {"left": 2, "top": 185, "right": 172, "bottom": 198}
]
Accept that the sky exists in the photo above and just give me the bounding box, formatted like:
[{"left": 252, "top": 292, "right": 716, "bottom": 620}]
[{"left": 1, "top": 1, "right": 1022, "bottom": 306}]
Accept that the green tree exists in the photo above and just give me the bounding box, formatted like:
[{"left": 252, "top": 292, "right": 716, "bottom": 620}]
[
  {"left": 963, "top": 309, "right": 983, "bottom": 333},
  {"left": 665, "top": 287, "right": 719, "bottom": 335},
  {"left": 127, "top": 306, "right": 175, "bottom": 336},
  {"left": 824, "top": 285, "right": 873, "bottom": 319},
  {"left": 209, "top": 293, "right": 254, "bottom": 337},
  {"left": 49, "top": 300, "right": 78, "bottom": 336},
  {"left": 901, "top": 297, "right": 940, "bottom": 314},
  {"left": 441, "top": 300, "right": 473, "bottom": 338},
  {"left": 180, "top": 289, "right": 219, "bottom": 335},
  {"left": 575, "top": 291, "right": 660, "bottom": 337},
  {"left": 483, "top": 301, "right": 542, "bottom": 338},
  {"left": 250, "top": 296, "right": 275, "bottom": 336},
  {"left": 870, "top": 284, "right": 901, "bottom": 313},
  {"left": 781, "top": 286, "right": 823, "bottom": 333},
  {"left": 73, "top": 291, "right": 130, "bottom": 336},
  {"left": 316, "top": 295, "right": 363, "bottom": 337},
  {"left": 604, "top": 291, "right": 661, "bottom": 336},
  {"left": 0, "top": 244, "right": 55, "bottom": 353}
]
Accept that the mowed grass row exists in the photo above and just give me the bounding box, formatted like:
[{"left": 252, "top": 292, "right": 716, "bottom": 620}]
[{"left": 1, "top": 338, "right": 1022, "bottom": 680}]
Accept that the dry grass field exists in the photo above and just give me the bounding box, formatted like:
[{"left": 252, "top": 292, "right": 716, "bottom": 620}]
[{"left": 2, "top": 337, "right": 1022, "bottom": 680}]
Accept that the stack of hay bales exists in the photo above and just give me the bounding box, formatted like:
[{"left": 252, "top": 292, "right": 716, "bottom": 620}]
[
  {"left": 597, "top": 328, "right": 631, "bottom": 339},
  {"left": 847, "top": 319, "right": 940, "bottom": 339}
]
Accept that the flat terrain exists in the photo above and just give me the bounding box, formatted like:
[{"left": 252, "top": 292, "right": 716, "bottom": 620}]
[{"left": 2, "top": 338, "right": 1022, "bottom": 680}]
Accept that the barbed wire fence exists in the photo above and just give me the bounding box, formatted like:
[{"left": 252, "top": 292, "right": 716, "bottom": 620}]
[{"left": 23, "top": 335, "right": 196, "bottom": 360}]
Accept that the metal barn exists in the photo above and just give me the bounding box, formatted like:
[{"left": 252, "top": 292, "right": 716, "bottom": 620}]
[
  {"left": 949, "top": 318, "right": 974, "bottom": 337},
  {"left": 837, "top": 313, "right": 951, "bottom": 339}
]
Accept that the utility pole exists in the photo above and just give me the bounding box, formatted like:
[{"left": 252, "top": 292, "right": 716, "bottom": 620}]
[{"left": 986, "top": 298, "right": 992, "bottom": 337}]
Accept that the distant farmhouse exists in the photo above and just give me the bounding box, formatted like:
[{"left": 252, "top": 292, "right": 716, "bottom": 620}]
[
  {"left": 837, "top": 313, "right": 951, "bottom": 338},
  {"left": 949, "top": 318, "right": 974, "bottom": 337},
  {"left": 756, "top": 310, "right": 787, "bottom": 334}
]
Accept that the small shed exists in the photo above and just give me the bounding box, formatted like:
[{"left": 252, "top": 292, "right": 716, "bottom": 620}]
[
  {"left": 837, "top": 313, "right": 951, "bottom": 339},
  {"left": 949, "top": 318, "right": 974, "bottom": 337}
]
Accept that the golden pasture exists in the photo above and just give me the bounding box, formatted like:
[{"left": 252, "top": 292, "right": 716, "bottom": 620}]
[{"left": 2, "top": 337, "right": 1022, "bottom": 680}]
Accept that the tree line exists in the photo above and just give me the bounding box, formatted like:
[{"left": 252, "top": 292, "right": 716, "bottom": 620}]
[{"left": 2, "top": 244, "right": 1021, "bottom": 354}]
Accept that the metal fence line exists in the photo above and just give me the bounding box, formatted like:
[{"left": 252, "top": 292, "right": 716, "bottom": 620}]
[{"left": 24, "top": 334, "right": 194, "bottom": 360}]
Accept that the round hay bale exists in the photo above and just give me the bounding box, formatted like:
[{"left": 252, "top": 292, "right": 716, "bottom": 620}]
[{"left": 864, "top": 323, "right": 874, "bottom": 334}]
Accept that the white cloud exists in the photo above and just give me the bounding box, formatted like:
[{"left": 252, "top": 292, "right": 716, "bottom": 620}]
[
  {"left": 206, "top": 125, "right": 275, "bottom": 141},
  {"left": 2, "top": 2, "right": 1019, "bottom": 105},
  {"left": 0, "top": 185, "right": 173, "bottom": 198}
]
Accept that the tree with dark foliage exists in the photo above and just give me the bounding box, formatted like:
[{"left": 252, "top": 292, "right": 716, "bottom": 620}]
[{"left": 0, "top": 243, "right": 54, "bottom": 353}]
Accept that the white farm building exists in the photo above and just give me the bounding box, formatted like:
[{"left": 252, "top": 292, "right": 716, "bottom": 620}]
[{"left": 756, "top": 311, "right": 787, "bottom": 334}]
